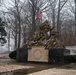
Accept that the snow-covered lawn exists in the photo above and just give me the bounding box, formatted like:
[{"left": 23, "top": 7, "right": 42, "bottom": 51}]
[{"left": 27, "top": 68, "right": 76, "bottom": 75}]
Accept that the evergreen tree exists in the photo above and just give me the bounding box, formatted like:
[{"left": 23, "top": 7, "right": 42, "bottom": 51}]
[{"left": 0, "top": 18, "right": 7, "bottom": 45}]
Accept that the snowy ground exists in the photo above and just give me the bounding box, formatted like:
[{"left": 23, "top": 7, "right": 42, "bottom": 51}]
[
  {"left": 27, "top": 68, "right": 76, "bottom": 75},
  {"left": 0, "top": 59, "right": 76, "bottom": 75},
  {"left": 0, "top": 53, "right": 9, "bottom": 59},
  {"left": 0, "top": 59, "right": 34, "bottom": 73},
  {"left": 0, "top": 64, "right": 34, "bottom": 73}
]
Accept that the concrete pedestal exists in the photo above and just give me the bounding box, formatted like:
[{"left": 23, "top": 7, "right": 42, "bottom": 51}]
[{"left": 28, "top": 46, "right": 48, "bottom": 62}]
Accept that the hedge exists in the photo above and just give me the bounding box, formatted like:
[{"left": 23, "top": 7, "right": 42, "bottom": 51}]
[
  {"left": 64, "top": 55, "right": 76, "bottom": 63},
  {"left": 9, "top": 50, "right": 17, "bottom": 59}
]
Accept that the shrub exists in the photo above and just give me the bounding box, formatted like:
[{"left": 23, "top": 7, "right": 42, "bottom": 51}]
[
  {"left": 9, "top": 50, "right": 17, "bottom": 59},
  {"left": 64, "top": 55, "right": 76, "bottom": 63}
]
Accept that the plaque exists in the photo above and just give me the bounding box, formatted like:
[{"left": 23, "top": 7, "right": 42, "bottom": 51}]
[{"left": 28, "top": 46, "right": 48, "bottom": 62}]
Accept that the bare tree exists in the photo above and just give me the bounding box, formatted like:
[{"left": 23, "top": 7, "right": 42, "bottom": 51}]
[
  {"left": 48, "top": 0, "right": 57, "bottom": 28},
  {"left": 47, "top": 0, "right": 68, "bottom": 30},
  {"left": 29, "top": 0, "right": 49, "bottom": 33},
  {"left": 15, "top": 0, "right": 21, "bottom": 49},
  {"left": 57, "top": 0, "right": 68, "bottom": 32},
  {"left": 4, "top": 0, "right": 25, "bottom": 49},
  {"left": 68, "top": 0, "right": 76, "bottom": 44}
]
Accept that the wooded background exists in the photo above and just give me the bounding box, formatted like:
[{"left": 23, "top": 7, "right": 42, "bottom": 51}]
[{"left": 0, "top": 0, "right": 76, "bottom": 51}]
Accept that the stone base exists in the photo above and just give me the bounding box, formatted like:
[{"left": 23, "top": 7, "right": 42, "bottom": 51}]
[{"left": 28, "top": 46, "right": 48, "bottom": 62}]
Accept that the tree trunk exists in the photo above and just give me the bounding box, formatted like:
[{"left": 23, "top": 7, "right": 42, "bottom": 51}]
[
  {"left": 8, "top": 31, "right": 10, "bottom": 52},
  {"left": 23, "top": 26, "right": 26, "bottom": 44},
  {"left": 32, "top": 4, "right": 36, "bottom": 35},
  {"left": 14, "top": 32, "right": 18, "bottom": 50},
  {"left": 52, "top": 9, "right": 55, "bottom": 28},
  {"left": 14, "top": 16, "right": 18, "bottom": 50},
  {"left": 18, "top": 17, "right": 21, "bottom": 48},
  {"left": 18, "top": 16, "right": 21, "bottom": 48},
  {"left": 57, "top": 0, "right": 60, "bottom": 31},
  {"left": 75, "top": 0, "right": 76, "bottom": 44},
  {"left": 15, "top": 0, "right": 21, "bottom": 62}
]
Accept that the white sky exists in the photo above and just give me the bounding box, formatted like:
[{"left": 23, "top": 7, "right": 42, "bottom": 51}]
[{"left": 1, "top": 0, "right": 26, "bottom": 11}]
